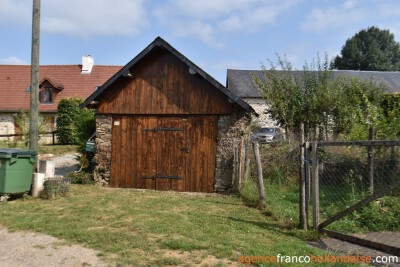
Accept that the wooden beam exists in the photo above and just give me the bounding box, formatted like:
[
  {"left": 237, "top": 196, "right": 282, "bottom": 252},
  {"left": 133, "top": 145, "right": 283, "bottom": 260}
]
[
  {"left": 318, "top": 179, "right": 400, "bottom": 230},
  {"left": 323, "top": 229, "right": 400, "bottom": 255},
  {"left": 318, "top": 140, "right": 400, "bottom": 147}
]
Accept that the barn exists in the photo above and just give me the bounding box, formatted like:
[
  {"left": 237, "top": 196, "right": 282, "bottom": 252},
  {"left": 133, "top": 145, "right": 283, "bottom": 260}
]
[{"left": 81, "top": 37, "right": 252, "bottom": 193}]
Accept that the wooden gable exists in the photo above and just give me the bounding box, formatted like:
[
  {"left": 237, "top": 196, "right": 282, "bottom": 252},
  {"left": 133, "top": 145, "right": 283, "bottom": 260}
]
[{"left": 97, "top": 47, "right": 233, "bottom": 115}]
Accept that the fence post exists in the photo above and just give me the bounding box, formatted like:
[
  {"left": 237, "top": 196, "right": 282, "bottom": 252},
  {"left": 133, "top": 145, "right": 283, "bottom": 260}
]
[
  {"left": 238, "top": 138, "right": 245, "bottom": 190},
  {"left": 305, "top": 141, "right": 311, "bottom": 226},
  {"left": 234, "top": 146, "right": 239, "bottom": 192},
  {"left": 252, "top": 141, "right": 265, "bottom": 209},
  {"left": 244, "top": 141, "right": 251, "bottom": 181},
  {"left": 312, "top": 140, "right": 319, "bottom": 230},
  {"left": 299, "top": 123, "right": 307, "bottom": 230},
  {"left": 368, "top": 126, "right": 375, "bottom": 193}
]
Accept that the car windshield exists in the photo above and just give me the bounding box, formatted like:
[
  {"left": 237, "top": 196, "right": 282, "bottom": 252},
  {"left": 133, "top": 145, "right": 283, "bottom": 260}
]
[{"left": 260, "top": 128, "right": 275, "bottom": 133}]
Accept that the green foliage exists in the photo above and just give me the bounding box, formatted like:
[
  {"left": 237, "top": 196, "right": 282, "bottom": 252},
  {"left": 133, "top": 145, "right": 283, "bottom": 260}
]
[
  {"left": 66, "top": 172, "right": 94, "bottom": 185},
  {"left": 329, "top": 196, "right": 400, "bottom": 233},
  {"left": 57, "top": 98, "right": 95, "bottom": 146},
  {"left": 56, "top": 98, "right": 83, "bottom": 145},
  {"left": 332, "top": 26, "right": 400, "bottom": 71},
  {"left": 75, "top": 108, "right": 96, "bottom": 153},
  {"left": 253, "top": 53, "right": 338, "bottom": 136},
  {"left": 14, "top": 110, "right": 46, "bottom": 145},
  {"left": 40, "top": 179, "right": 70, "bottom": 199},
  {"left": 56, "top": 98, "right": 96, "bottom": 172},
  {"left": 254, "top": 53, "right": 397, "bottom": 140}
]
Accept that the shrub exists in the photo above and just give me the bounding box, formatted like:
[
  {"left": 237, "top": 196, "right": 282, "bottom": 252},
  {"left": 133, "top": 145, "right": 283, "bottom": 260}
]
[
  {"left": 57, "top": 98, "right": 83, "bottom": 145},
  {"left": 14, "top": 110, "right": 46, "bottom": 145},
  {"left": 66, "top": 172, "right": 94, "bottom": 185},
  {"left": 40, "top": 178, "right": 70, "bottom": 199}
]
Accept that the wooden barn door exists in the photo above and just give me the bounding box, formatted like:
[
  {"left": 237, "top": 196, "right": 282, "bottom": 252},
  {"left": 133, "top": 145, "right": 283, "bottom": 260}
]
[
  {"left": 156, "top": 117, "right": 187, "bottom": 191},
  {"left": 111, "top": 116, "right": 187, "bottom": 191},
  {"left": 110, "top": 116, "right": 216, "bottom": 192}
]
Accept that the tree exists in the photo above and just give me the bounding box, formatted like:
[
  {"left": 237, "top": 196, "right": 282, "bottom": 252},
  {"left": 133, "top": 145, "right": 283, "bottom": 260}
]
[
  {"left": 332, "top": 26, "right": 400, "bottom": 71},
  {"left": 253, "top": 54, "right": 395, "bottom": 141},
  {"left": 56, "top": 98, "right": 95, "bottom": 146},
  {"left": 253, "top": 54, "right": 333, "bottom": 138}
]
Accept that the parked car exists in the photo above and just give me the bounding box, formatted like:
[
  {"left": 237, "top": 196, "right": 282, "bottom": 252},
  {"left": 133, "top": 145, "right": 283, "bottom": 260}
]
[{"left": 251, "top": 127, "right": 284, "bottom": 144}]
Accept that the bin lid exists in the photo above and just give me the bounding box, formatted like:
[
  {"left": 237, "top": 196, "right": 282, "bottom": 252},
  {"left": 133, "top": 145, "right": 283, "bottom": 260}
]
[{"left": 0, "top": 149, "right": 37, "bottom": 157}]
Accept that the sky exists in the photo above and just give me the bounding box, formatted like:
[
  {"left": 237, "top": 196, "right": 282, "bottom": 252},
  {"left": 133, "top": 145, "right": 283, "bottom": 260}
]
[{"left": 1, "top": 0, "right": 400, "bottom": 84}]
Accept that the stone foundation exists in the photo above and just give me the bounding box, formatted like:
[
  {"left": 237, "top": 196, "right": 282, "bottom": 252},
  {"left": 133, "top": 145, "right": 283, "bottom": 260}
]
[
  {"left": 215, "top": 107, "right": 250, "bottom": 192},
  {"left": 93, "top": 115, "right": 112, "bottom": 185}
]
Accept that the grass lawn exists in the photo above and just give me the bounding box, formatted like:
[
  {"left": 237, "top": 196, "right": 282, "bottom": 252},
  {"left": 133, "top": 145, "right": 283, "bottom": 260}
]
[{"left": 0, "top": 185, "right": 359, "bottom": 267}]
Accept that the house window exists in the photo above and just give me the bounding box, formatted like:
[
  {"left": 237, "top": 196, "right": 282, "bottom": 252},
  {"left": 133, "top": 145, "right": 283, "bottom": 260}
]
[{"left": 41, "top": 87, "right": 54, "bottom": 104}]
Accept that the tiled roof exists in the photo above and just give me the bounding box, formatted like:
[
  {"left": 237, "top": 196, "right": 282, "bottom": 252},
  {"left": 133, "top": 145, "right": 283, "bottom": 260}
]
[
  {"left": 0, "top": 65, "right": 121, "bottom": 112},
  {"left": 227, "top": 69, "right": 400, "bottom": 98}
]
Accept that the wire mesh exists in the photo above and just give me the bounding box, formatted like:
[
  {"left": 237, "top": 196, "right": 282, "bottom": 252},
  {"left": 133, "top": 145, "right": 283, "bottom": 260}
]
[{"left": 316, "top": 143, "right": 400, "bottom": 255}]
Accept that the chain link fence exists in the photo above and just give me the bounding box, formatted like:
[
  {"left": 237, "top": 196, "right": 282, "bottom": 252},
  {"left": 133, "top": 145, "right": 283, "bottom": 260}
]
[{"left": 314, "top": 141, "right": 400, "bottom": 255}]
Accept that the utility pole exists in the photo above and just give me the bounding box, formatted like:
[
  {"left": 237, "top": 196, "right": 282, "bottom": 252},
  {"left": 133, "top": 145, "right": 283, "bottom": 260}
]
[{"left": 29, "top": 0, "right": 40, "bottom": 151}]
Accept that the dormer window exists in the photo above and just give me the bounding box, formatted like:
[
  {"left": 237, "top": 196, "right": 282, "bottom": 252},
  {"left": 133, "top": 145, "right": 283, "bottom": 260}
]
[
  {"left": 41, "top": 87, "right": 54, "bottom": 104},
  {"left": 38, "top": 76, "right": 64, "bottom": 105}
]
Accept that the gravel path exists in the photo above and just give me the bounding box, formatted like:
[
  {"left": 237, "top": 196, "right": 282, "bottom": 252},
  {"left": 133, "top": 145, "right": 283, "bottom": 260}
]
[
  {"left": 0, "top": 228, "right": 106, "bottom": 267},
  {"left": 0, "top": 153, "right": 109, "bottom": 267}
]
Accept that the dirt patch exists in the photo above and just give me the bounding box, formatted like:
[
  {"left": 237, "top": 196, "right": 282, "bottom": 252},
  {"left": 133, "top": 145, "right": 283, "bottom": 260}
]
[
  {"left": 0, "top": 227, "right": 107, "bottom": 267},
  {"left": 158, "top": 249, "right": 236, "bottom": 267}
]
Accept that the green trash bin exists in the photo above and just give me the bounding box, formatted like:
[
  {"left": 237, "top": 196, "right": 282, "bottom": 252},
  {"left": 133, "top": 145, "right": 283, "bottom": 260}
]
[{"left": 0, "top": 149, "right": 37, "bottom": 194}]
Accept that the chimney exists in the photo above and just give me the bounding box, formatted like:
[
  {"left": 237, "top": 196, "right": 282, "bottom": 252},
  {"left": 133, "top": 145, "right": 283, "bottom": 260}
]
[{"left": 81, "top": 55, "right": 94, "bottom": 74}]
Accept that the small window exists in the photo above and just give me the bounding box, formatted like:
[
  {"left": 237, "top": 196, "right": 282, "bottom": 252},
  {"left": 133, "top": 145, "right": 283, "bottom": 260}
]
[{"left": 40, "top": 87, "right": 54, "bottom": 104}]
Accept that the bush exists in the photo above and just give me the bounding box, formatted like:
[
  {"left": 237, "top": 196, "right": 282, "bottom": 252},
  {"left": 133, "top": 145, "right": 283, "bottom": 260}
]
[
  {"left": 66, "top": 172, "right": 94, "bottom": 185},
  {"left": 14, "top": 110, "right": 46, "bottom": 145},
  {"left": 57, "top": 98, "right": 82, "bottom": 145},
  {"left": 56, "top": 98, "right": 96, "bottom": 172},
  {"left": 57, "top": 98, "right": 95, "bottom": 146},
  {"left": 40, "top": 178, "right": 70, "bottom": 199}
]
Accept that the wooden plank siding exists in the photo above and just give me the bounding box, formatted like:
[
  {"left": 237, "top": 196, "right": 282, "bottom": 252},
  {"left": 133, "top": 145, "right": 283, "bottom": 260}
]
[
  {"left": 97, "top": 48, "right": 233, "bottom": 115},
  {"left": 110, "top": 115, "right": 217, "bottom": 193}
]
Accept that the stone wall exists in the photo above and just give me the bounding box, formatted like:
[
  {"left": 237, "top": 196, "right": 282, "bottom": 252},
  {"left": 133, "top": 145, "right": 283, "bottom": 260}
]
[
  {"left": 0, "top": 113, "right": 15, "bottom": 141},
  {"left": 215, "top": 106, "right": 250, "bottom": 192},
  {"left": 243, "top": 97, "right": 277, "bottom": 127},
  {"left": 93, "top": 115, "right": 112, "bottom": 185}
]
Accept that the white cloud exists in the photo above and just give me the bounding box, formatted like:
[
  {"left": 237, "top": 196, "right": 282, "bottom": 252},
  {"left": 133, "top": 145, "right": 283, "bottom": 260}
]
[
  {"left": 0, "top": 0, "right": 31, "bottom": 24},
  {"left": 42, "top": 0, "right": 148, "bottom": 37},
  {"left": 0, "top": 0, "right": 148, "bottom": 37},
  {"left": 173, "top": 21, "right": 224, "bottom": 48},
  {"left": 0, "top": 56, "right": 28, "bottom": 65},
  {"left": 301, "top": 3, "right": 367, "bottom": 32},
  {"left": 342, "top": 0, "right": 358, "bottom": 10},
  {"left": 154, "top": 0, "right": 300, "bottom": 47}
]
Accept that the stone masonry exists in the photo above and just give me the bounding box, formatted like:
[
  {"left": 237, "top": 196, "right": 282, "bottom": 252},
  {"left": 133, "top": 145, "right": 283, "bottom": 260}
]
[
  {"left": 215, "top": 107, "right": 250, "bottom": 192},
  {"left": 0, "top": 114, "right": 15, "bottom": 141},
  {"left": 243, "top": 98, "right": 277, "bottom": 127},
  {"left": 93, "top": 115, "right": 112, "bottom": 185}
]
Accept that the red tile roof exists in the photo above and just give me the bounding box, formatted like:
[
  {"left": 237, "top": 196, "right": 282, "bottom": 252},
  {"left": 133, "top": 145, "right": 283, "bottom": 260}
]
[{"left": 0, "top": 65, "right": 121, "bottom": 113}]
